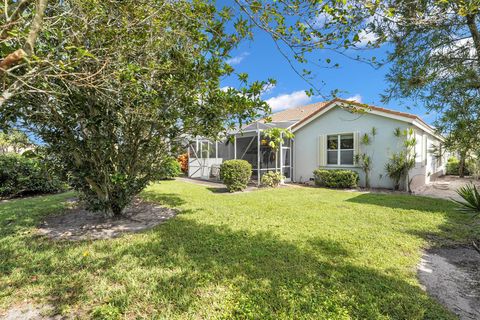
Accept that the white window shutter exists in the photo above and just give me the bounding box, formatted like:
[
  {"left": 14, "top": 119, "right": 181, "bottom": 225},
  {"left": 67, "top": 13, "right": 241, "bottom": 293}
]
[
  {"left": 317, "top": 135, "right": 326, "bottom": 166},
  {"left": 354, "top": 131, "right": 360, "bottom": 156}
]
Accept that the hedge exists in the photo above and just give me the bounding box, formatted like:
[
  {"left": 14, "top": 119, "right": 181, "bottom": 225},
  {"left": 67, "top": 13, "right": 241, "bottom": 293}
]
[
  {"left": 219, "top": 160, "right": 252, "bottom": 192},
  {"left": 0, "top": 153, "right": 67, "bottom": 198},
  {"left": 313, "top": 169, "right": 359, "bottom": 188},
  {"left": 446, "top": 157, "right": 470, "bottom": 176}
]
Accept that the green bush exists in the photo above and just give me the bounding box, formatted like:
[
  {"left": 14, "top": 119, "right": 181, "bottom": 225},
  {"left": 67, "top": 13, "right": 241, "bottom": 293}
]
[
  {"left": 313, "top": 169, "right": 359, "bottom": 188},
  {"left": 219, "top": 160, "right": 252, "bottom": 192},
  {"left": 157, "top": 157, "right": 182, "bottom": 180},
  {"left": 446, "top": 157, "right": 470, "bottom": 176},
  {"left": 261, "top": 171, "right": 284, "bottom": 188},
  {"left": 0, "top": 153, "right": 66, "bottom": 198}
]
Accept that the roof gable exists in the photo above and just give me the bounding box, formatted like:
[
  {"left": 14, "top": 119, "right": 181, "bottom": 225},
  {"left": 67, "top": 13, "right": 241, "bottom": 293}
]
[{"left": 291, "top": 98, "right": 441, "bottom": 139}]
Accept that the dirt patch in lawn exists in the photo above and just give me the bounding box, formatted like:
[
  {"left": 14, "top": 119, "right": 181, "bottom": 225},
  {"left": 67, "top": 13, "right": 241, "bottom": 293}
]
[
  {"left": 418, "top": 246, "right": 480, "bottom": 320},
  {"left": 37, "top": 198, "right": 176, "bottom": 241},
  {"left": 0, "top": 303, "right": 60, "bottom": 320}
]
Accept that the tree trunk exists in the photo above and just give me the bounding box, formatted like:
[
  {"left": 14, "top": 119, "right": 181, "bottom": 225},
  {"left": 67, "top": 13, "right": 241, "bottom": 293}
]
[
  {"left": 23, "top": 0, "right": 48, "bottom": 55},
  {"left": 459, "top": 154, "right": 466, "bottom": 178},
  {"left": 466, "top": 14, "right": 480, "bottom": 64}
]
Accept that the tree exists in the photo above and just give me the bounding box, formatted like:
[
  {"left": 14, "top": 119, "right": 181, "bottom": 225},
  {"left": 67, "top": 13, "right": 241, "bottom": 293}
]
[
  {"left": 354, "top": 127, "right": 377, "bottom": 188},
  {"left": 0, "top": 0, "right": 100, "bottom": 108},
  {"left": 385, "top": 128, "right": 417, "bottom": 192},
  {"left": 2, "top": 0, "right": 271, "bottom": 216},
  {"left": 0, "top": 129, "right": 31, "bottom": 153},
  {"left": 262, "top": 127, "right": 294, "bottom": 174},
  {"left": 376, "top": 1, "right": 480, "bottom": 175}
]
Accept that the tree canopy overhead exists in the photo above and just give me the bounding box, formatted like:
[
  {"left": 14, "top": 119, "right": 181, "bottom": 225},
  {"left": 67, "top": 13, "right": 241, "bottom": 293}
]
[{"left": 1, "top": 0, "right": 272, "bottom": 215}]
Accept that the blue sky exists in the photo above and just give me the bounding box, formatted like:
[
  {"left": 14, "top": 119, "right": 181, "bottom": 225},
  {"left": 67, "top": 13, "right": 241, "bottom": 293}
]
[{"left": 220, "top": 14, "right": 438, "bottom": 125}]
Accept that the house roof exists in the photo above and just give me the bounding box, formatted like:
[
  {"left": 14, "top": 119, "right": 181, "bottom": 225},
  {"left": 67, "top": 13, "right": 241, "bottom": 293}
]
[
  {"left": 292, "top": 98, "right": 434, "bottom": 130},
  {"left": 288, "top": 98, "right": 442, "bottom": 140},
  {"left": 238, "top": 98, "right": 441, "bottom": 140},
  {"left": 262, "top": 102, "right": 329, "bottom": 122}
]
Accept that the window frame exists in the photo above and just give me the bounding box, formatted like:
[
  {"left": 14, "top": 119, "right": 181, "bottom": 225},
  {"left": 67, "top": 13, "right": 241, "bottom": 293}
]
[{"left": 326, "top": 133, "right": 355, "bottom": 166}]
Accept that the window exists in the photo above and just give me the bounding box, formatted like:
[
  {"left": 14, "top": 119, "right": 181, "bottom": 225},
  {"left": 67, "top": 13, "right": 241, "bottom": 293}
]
[{"left": 327, "top": 134, "right": 354, "bottom": 165}]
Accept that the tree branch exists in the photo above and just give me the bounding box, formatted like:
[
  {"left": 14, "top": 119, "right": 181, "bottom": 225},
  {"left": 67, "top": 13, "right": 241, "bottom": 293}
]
[
  {"left": 0, "top": 0, "right": 32, "bottom": 39},
  {"left": 23, "top": 0, "right": 48, "bottom": 55},
  {"left": 466, "top": 14, "right": 480, "bottom": 64}
]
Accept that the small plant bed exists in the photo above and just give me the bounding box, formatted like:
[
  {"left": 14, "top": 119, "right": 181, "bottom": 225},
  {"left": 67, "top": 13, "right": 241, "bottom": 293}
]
[{"left": 38, "top": 198, "right": 177, "bottom": 241}]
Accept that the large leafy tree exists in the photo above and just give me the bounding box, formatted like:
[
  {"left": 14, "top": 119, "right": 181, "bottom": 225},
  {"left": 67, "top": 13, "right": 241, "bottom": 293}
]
[
  {"left": 1, "top": 0, "right": 270, "bottom": 216},
  {"left": 377, "top": 1, "right": 480, "bottom": 173}
]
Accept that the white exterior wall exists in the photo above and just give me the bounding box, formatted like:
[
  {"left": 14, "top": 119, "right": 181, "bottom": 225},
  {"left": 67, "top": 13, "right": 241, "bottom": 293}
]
[
  {"left": 293, "top": 107, "right": 444, "bottom": 189},
  {"left": 409, "top": 130, "right": 447, "bottom": 189}
]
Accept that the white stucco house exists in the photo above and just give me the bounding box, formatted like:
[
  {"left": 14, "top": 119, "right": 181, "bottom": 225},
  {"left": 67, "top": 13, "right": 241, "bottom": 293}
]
[{"left": 188, "top": 98, "right": 446, "bottom": 190}]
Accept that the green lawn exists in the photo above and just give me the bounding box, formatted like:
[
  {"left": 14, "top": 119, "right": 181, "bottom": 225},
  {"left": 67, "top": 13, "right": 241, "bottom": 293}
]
[{"left": 0, "top": 181, "right": 477, "bottom": 319}]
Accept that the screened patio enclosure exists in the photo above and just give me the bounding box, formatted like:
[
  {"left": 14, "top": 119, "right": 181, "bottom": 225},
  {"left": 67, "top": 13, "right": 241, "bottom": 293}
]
[{"left": 188, "top": 121, "right": 295, "bottom": 184}]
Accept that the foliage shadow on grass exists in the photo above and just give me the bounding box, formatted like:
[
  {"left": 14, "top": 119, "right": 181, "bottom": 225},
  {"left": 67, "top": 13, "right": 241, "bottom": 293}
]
[
  {"left": 347, "top": 192, "right": 477, "bottom": 246},
  {"left": 113, "top": 219, "right": 452, "bottom": 319},
  {"left": 141, "top": 191, "right": 187, "bottom": 207},
  {"left": 346, "top": 192, "right": 454, "bottom": 212}
]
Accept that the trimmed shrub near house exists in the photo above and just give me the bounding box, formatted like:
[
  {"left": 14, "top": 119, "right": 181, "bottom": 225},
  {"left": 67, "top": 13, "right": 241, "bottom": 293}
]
[
  {"left": 446, "top": 157, "right": 470, "bottom": 176},
  {"left": 158, "top": 157, "right": 182, "bottom": 180},
  {"left": 261, "top": 171, "right": 284, "bottom": 188},
  {"left": 219, "top": 160, "right": 252, "bottom": 192},
  {"left": 0, "top": 153, "right": 66, "bottom": 198},
  {"left": 313, "top": 169, "right": 359, "bottom": 188}
]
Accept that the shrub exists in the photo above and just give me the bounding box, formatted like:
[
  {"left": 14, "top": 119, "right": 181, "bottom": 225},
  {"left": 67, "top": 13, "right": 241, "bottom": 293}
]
[
  {"left": 385, "top": 152, "right": 415, "bottom": 190},
  {"left": 313, "top": 169, "right": 359, "bottom": 188},
  {"left": 219, "top": 160, "right": 252, "bottom": 192},
  {"left": 177, "top": 153, "right": 188, "bottom": 173},
  {"left": 261, "top": 171, "right": 284, "bottom": 188},
  {"left": 446, "top": 157, "right": 470, "bottom": 176},
  {"left": 0, "top": 153, "right": 66, "bottom": 198},
  {"left": 452, "top": 183, "right": 480, "bottom": 215},
  {"left": 157, "top": 157, "right": 182, "bottom": 180}
]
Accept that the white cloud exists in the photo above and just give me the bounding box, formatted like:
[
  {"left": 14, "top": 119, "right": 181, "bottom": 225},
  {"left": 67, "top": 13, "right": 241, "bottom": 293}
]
[
  {"left": 261, "top": 83, "right": 276, "bottom": 96},
  {"left": 266, "top": 90, "right": 312, "bottom": 111},
  {"left": 346, "top": 94, "right": 362, "bottom": 103},
  {"left": 356, "top": 29, "right": 378, "bottom": 47},
  {"left": 226, "top": 52, "right": 250, "bottom": 66},
  {"left": 220, "top": 86, "right": 232, "bottom": 92}
]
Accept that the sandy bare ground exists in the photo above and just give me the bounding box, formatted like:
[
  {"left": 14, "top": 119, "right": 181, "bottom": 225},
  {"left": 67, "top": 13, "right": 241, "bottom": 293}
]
[
  {"left": 37, "top": 198, "right": 176, "bottom": 241},
  {"left": 414, "top": 176, "right": 480, "bottom": 201},
  {"left": 418, "top": 247, "right": 480, "bottom": 320},
  {"left": 0, "top": 304, "right": 62, "bottom": 320}
]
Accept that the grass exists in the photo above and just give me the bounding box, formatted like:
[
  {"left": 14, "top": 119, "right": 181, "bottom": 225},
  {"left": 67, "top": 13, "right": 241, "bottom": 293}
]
[{"left": 0, "top": 181, "right": 478, "bottom": 319}]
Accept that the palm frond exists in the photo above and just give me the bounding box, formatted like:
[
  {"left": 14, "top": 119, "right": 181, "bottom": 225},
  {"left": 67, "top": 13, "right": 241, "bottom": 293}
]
[{"left": 452, "top": 183, "right": 480, "bottom": 216}]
